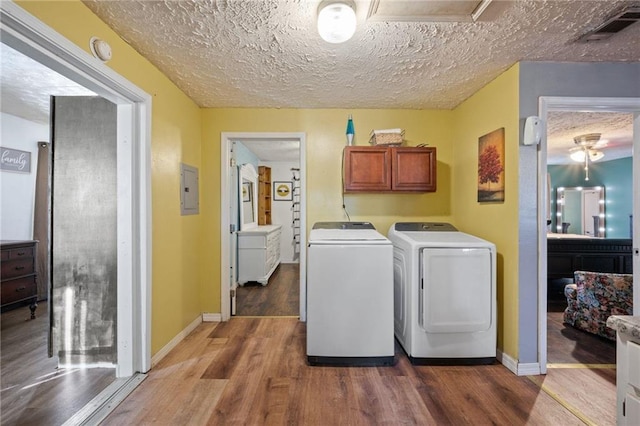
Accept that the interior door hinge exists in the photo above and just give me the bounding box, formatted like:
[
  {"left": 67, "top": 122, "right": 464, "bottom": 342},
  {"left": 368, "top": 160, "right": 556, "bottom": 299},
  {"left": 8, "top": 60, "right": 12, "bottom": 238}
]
[
  {"left": 230, "top": 289, "right": 236, "bottom": 298},
  {"left": 230, "top": 158, "right": 236, "bottom": 167}
]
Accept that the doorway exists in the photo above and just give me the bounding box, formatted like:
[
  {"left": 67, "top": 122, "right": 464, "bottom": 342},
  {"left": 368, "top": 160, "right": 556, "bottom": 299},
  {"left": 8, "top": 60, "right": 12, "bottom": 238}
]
[
  {"left": 220, "top": 132, "right": 307, "bottom": 321},
  {"left": 538, "top": 97, "right": 639, "bottom": 372},
  {"left": 1, "top": 2, "right": 151, "bottom": 422}
]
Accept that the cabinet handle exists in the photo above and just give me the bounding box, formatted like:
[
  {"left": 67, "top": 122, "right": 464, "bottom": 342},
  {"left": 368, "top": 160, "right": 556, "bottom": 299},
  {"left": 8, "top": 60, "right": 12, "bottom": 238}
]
[
  {"left": 14, "top": 266, "right": 25, "bottom": 271},
  {"left": 15, "top": 286, "right": 26, "bottom": 292},
  {"left": 16, "top": 251, "right": 26, "bottom": 256}
]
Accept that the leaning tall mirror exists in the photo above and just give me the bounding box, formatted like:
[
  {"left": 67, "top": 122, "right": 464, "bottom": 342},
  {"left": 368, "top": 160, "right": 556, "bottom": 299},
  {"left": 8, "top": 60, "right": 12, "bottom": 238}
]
[
  {"left": 239, "top": 164, "right": 258, "bottom": 230},
  {"left": 556, "top": 186, "right": 605, "bottom": 237}
]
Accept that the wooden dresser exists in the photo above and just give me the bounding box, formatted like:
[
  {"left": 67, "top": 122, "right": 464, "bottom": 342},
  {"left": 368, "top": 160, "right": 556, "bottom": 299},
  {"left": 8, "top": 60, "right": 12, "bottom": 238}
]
[{"left": 1, "top": 240, "right": 38, "bottom": 319}]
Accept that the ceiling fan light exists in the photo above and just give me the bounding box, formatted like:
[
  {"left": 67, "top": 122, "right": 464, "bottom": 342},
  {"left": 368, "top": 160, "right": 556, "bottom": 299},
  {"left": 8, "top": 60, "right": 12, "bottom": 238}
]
[
  {"left": 317, "top": 1, "right": 357, "bottom": 44},
  {"left": 588, "top": 149, "right": 604, "bottom": 161},
  {"left": 570, "top": 150, "right": 585, "bottom": 162},
  {"left": 573, "top": 133, "right": 602, "bottom": 146}
]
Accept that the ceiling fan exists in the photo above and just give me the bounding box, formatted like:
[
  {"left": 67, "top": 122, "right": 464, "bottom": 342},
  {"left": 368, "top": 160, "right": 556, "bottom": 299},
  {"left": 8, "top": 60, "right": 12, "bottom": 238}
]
[{"left": 569, "top": 133, "right": 608, "bottom": 181}]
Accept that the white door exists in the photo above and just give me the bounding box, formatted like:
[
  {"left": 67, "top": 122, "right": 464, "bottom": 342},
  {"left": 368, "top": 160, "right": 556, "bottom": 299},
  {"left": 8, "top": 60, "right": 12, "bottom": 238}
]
[{"left": 229, "top": 149, "right": 238, "bottom": 315}]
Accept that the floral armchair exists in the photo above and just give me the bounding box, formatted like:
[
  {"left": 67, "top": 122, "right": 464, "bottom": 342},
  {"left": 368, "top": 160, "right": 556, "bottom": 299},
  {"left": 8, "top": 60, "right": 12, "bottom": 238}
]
[{"left": 563, "top": 270, "right": 633, "bottom": 341}]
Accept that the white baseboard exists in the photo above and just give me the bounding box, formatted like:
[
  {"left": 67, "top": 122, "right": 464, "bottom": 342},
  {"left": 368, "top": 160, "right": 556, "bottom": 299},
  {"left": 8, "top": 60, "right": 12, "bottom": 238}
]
[
  {"left": 517, "top": 362, "right": 542, "bottom": 376},
  {"left": 497, "top": 349, "right": 518, "bottom": 375},
  {"left": 151, "top": 315, "right": 202, "bottom": 367},
  {"left": 497, "top": 350, "right": 542, "bottom": 376},
  {"left": 202, "top": 312, "right": 222, "bottom": 322}
]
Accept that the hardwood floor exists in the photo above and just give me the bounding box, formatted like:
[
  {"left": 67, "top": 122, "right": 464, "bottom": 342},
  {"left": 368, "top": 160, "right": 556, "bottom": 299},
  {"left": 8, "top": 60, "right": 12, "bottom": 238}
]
[
  {"left": 547, "top": 299, "right": 616, "bottom": 365},
  {"left": 236, "top": 263, "right": 299, "bottom": 316},
  {"left": 543, "top": 295, "right": 617, "bottom": 426},
  {"left": 103, "top": 317, "right": 591, "bottom": 425},
  {"left": 1, "top": 303, "right": 115, "bottom": 425}
]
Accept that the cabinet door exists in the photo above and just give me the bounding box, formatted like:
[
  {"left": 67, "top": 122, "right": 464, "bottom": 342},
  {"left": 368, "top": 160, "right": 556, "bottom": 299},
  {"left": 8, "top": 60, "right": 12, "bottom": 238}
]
[
  {"left": 391, "top": 147, "right": 436, "bottom": 192},
  {"left": 343, "top": 147, "right": 391, "bottom": 192},
  {"left": 626, "top": 392, "right": 640, "bottom": 425}
]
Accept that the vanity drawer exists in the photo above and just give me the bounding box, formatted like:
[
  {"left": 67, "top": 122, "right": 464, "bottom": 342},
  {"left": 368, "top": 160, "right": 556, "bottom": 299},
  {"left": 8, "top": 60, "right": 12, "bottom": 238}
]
[
  {"left": 238, "top": 235, "right": 266, "bottom": 249},
  {"left": 1, "top": 275, "right": 37, "bottom": 305},
  {"left": 1, "top": 257, "right": 35, "bottom": 280}
]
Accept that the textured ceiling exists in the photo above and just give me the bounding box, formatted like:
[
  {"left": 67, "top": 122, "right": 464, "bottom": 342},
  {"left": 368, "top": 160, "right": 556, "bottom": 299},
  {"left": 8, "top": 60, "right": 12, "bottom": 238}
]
[
  {"left": 546, "top": 111, "right": 634, "bottom": 165},
  {"left": 81, "top": 0, "right": 640, "bottom": 110},
  {"left": 1, "top": 0, "right": 637, "bottom": 163},
  {"left": 0, "top": 44, "right": 96, "bottom": 124}
]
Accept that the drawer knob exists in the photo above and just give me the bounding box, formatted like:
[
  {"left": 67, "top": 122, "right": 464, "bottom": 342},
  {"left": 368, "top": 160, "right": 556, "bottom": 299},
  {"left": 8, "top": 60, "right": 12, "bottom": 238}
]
[
  {"left": 15, "top": 266, "right": 25, "bottom": 271},
  {"left": 15, "top": 286, "right": 26, "bottom": 292}
]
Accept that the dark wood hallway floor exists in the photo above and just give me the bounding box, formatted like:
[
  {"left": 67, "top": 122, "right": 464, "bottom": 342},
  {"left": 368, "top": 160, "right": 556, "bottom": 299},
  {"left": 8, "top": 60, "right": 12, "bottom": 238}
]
[{"left": 236, "top": 263, "right": 299, "bottom": 316}]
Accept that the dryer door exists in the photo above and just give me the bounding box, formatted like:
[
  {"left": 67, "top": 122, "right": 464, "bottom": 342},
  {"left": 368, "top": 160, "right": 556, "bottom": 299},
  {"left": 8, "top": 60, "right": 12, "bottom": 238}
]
[{"left": 420, "top": 248, "right": 492, "bottom": 333}]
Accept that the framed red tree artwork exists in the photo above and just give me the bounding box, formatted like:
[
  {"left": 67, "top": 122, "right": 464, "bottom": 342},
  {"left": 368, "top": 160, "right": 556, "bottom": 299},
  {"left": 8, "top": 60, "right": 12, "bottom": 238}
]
[{"left": 478, "top": 128, "right": 505, "bottom": 202}]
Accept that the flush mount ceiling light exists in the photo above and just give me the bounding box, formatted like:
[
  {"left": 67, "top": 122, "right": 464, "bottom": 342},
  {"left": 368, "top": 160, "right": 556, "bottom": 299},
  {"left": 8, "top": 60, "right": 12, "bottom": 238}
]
[
  {"left": 570, "top": 133, "right": 606, "bottom": 181},
  {"left": 317, "top": 0, "right": 357, "bottom": 44}
]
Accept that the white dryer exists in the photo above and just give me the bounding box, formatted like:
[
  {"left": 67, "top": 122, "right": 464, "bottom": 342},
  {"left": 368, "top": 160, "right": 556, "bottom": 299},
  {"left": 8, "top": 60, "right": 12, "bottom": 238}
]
[
  {"left": 388, "top": 222, "right": 496, "bottom": 364},
  {"left": 307, "top": 222, "right": 394, "bottom": 366}
]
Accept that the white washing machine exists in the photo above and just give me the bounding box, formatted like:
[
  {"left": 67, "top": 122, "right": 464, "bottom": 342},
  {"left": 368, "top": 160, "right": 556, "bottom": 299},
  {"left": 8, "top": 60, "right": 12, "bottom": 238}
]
[
  {"left": 388, "top": 222, "right": 496, "bottom": 364},
  {"left": 307, "top": 222, "right": 394, "bottom": 366}
]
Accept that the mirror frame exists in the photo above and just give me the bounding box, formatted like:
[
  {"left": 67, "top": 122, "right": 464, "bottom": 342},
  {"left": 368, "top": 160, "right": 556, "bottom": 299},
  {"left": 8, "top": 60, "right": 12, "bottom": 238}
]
[
  {"left": 239, "top": 163, "right": 259, "bottom": 230},
  {"left": 556, "top": 186, "right": 605, "bottom": 237}
]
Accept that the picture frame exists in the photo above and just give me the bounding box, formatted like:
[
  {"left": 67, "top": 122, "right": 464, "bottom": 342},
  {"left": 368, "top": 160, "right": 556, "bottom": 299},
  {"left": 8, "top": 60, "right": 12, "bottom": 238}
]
[
  {"left": 273, "top": 181, "right": 293, "bottom": 201},
  {"left": 242, "top": 182, "right": 252, "bottom": 202},
  {"left": 0, "top": 147, "right": 31, "bottom": 173},
  {"left": 478, "top": 128, "right": 505, "bottom": 202}
]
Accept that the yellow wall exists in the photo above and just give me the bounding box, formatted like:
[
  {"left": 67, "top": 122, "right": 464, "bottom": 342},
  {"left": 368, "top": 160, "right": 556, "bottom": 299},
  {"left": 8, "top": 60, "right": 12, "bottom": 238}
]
[
  {"left": 18, "top": 1, "right": 204, "bottom": 355},
  {"left": 201, "top": 108, "right": 455, "bottom": 312},
  {"left": 451, "top": 64, "right": 520, "bottom": 358},
  {"left": 18, "top": 1, "right": 523, "bottom": 361}
]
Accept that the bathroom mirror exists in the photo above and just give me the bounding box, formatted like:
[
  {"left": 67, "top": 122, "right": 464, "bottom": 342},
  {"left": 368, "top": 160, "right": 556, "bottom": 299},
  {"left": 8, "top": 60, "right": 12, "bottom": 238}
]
[
  {"left": 556, "top": 186, "right": 605, "bottom": 237},
  {"left": 239, "top": 164, "right": 258, "bottom": 230}
]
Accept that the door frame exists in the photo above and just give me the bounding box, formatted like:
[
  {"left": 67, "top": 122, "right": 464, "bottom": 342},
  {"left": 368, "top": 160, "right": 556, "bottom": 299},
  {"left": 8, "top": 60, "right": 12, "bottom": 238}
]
[
  {"left": 1, "top": 3, "right": 152, "bottom": 376},
  {"left": 220, "top": 132, "right": 307, "bottom": 321},
  {"left": 537, "top": 96, "right": 640, "bottom": 373}
]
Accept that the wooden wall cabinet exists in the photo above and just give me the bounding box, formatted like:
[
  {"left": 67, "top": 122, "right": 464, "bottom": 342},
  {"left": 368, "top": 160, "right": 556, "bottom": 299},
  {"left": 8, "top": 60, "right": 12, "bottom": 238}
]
[
  {"left": 1, "top": 240, "right": 38, "bottom": 319},
  {"left": 343, "top": 146, "right": 436, "bottom": 193},
  {"left": 258, "top": 166, "right": 272, "bottom": 225}
]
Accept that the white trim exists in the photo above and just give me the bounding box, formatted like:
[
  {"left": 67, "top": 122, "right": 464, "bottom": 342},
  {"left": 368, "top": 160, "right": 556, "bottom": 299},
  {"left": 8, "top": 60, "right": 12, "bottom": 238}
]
[
  {"left": 0, "top": 2, "right": 152, "bottom": 376},
  {"left": 497, "top": 350, "right": 540, "bottom": 376},
  {"left": 203, "top": 312, "right": 222, "bottom": 322},
  {"left": 496, "top": 349, "right": 518, "bottom": 375},
  {"left": 150, "top": 315, "right": 202, "bottom": 368},
  {"left": 517, "top": 362, "right": 542, "bottom": 376},
  {"left": 634, "top": 112, "right": 640, "bottom": 314},
  {"left": 220, "top": 132, "right": 307, "bottom": 322},
  {"left": 538, "top": 96, "right": 640, "bottom": 375}
]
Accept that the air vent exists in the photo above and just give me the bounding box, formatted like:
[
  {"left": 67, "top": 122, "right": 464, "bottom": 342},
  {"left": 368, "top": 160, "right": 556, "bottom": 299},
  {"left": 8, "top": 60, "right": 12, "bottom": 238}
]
[{"left": 579, "top": 7, "right": 640, "bottom": 41}]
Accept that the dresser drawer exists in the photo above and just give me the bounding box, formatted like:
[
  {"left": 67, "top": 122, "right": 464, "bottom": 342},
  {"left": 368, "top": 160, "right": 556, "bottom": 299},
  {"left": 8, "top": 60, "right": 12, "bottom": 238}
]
[
  {"left": 1, "top": 257, "right": 35, "bottom": 280},
  {"left": 1, "top": 275, "right": 37, "bottom": 306},
  {"left": 8, "top": 245, "right": 35, "bottom": 260},
  {"left": 266, "top": 230, "right": 280, "bottom": 246},
  {"left": 238, "top": 235, "right": 266, "bottom": 249}
]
